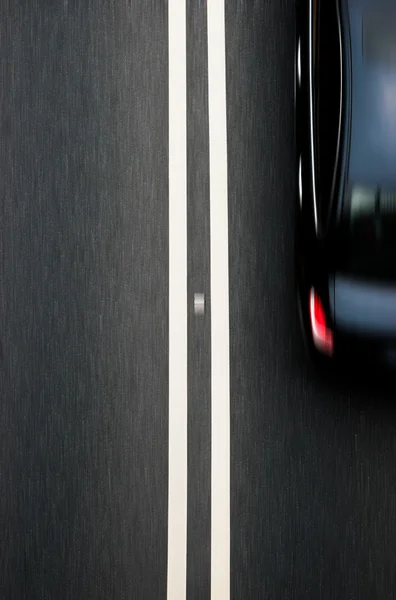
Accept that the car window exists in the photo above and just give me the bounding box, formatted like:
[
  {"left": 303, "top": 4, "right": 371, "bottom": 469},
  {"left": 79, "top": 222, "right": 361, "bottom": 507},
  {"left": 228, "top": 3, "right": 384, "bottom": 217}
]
[
  {"left": 348, "top": 185, "right": 396, "bottom": 238},
  {"left": 338, "top": 184, "right": 396, "bottom": 280},
  {"left": 363, "top": 6, "right": 396, "bottom": 67},
  {"left": 314, "top": 0, "right": 342, "bottom": 230}
]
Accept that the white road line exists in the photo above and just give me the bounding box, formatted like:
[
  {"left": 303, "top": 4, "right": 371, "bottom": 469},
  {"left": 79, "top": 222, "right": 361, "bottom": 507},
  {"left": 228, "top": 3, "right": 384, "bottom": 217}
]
[
  {"left": 207, "top": 1, "right": 230, "bottom": 599},
  {"left": 167, "top": 0, "right": 187, "bottom": 599}
]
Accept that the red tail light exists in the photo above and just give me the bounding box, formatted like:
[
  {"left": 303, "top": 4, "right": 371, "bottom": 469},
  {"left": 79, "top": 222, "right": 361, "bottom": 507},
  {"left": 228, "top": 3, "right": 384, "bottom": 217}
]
[{"left": 309, "top": 288, "right": 334, "bottom": 355}]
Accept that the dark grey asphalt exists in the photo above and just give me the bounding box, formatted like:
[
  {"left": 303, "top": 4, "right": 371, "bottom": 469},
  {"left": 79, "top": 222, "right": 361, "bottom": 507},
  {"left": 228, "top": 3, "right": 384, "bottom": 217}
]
[
  {"left": 0, "top": 3, "right": 168, "bottom": 599},
  {"left": 186, "top": 0, "right": 211, "bottom": 598},
  {"left": 1, "top": 1, "right": 396, "bottom": 600}
]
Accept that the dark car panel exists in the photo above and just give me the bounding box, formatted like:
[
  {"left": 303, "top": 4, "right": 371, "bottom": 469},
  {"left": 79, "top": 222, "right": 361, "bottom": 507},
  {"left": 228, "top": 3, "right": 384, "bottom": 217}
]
[
  {"left": 295, "top": 0, "right": 348, "bottom": 241},
  {"left": 313, "top": 0, "right": 343, "bottom": 229},
  {"left": 295, "top": 0, "right": 317, "bottom": 238}
]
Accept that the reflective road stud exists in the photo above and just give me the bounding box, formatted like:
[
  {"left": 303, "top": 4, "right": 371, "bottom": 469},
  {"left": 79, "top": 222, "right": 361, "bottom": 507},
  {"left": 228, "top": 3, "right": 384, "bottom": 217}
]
[{"left": 194, "top": 293, "right": 205, "bottom": 315}]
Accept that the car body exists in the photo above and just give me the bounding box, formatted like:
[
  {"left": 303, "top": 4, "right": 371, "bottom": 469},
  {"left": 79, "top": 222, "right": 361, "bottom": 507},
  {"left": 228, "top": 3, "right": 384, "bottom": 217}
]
[{"left": 295, "top": 0, "right": 396, "bottom": 370}]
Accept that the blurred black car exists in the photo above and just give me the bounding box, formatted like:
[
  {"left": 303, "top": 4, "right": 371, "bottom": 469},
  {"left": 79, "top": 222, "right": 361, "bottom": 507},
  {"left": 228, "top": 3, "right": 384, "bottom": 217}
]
[{"left": 295, "top": 0, "right": 396, "bottom": 370}]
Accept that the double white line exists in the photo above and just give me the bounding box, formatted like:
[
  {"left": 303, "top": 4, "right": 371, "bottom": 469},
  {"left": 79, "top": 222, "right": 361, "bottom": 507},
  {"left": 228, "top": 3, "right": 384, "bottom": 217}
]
[{"left": 167, "top": 0, "right": 230, "bottom": 598}]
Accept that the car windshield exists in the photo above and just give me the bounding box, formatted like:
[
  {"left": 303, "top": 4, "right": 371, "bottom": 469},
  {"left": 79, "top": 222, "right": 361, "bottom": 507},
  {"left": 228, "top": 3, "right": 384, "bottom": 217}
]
[
  {"left": 363, "top": 6, "right": 396, "bottom": 67},
  {"left": 338, "top": 184, "right": 396, "bottom": 279}
]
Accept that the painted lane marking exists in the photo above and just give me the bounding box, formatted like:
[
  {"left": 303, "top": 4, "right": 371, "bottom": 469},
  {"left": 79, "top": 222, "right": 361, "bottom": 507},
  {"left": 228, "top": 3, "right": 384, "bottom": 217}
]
[
  {"left": 167, "top": 0, "right": 187, "bottom": 599},
  {"left": 207, "top": 1, "right": 230, "bottom": 598}
]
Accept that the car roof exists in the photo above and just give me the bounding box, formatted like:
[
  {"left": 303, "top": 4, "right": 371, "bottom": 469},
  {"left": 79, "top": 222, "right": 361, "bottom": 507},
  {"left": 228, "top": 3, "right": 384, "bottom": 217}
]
[{"left": 345, "top": 0, "right": 396, "bottom": 189}]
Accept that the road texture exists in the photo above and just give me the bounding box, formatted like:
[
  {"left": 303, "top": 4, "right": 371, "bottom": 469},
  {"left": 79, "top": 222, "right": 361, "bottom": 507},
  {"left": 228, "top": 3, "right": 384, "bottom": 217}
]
[
  {"left": 1, "top": 1, "right": 396, "bottom": 599},
  {"left": 0, "top": 3, "right": 168, "bottom": 599}
]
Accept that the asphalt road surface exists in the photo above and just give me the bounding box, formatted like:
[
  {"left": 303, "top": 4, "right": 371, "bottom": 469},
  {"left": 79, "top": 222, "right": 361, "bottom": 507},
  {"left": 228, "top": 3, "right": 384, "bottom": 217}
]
[{"left": 1, "top": 1, "right": 396, "bottom": 599}]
